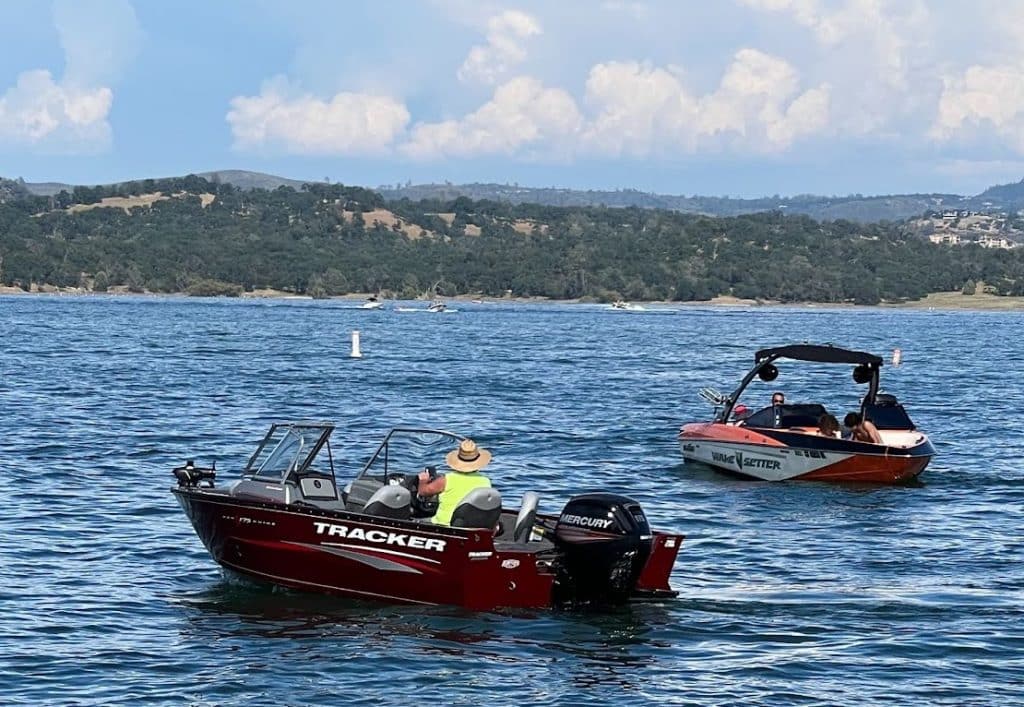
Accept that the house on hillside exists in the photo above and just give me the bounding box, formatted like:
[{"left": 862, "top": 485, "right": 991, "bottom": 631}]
[
  {"left": 977, "top": 235, "right": 1014, "bottom": 249},
  {"left": 929, "top": 233, "right": 961, "bottom": 245}
]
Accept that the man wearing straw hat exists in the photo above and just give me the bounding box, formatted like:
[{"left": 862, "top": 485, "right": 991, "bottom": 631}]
[{"left": 417, "top": 438, "right": 493, "bottom": 526}]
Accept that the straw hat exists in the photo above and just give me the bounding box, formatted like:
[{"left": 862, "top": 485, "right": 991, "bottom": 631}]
[{"left": 445, "top": 439, "right": 492, "bottom": 473}]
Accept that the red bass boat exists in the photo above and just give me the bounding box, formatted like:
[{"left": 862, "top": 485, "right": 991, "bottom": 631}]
[
  {"left": 172, "top": 424, "right": 682, "bottom": 610},
  {"left": 679, "top": 344, "right": 935, "bottom": 483}
]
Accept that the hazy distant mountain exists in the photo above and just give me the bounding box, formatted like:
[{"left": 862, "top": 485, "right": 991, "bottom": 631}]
[
  {"left": 377, "top": 182, "right": 965, "bottom": 222},
  {"left": 19, "top": 181, "right": 73, "bottom": 197},
  {"left": 9, "top": 168, "right": 1024, "bottom": 222},
  {"left": 197, "top": 170, "right": 310, "bottom": 191},
  {"left": 969, "top": 178, "right": 1024, "bottom": 210},
  {"left": 16, "top": 170, "right": 310, "bottom": 198}
]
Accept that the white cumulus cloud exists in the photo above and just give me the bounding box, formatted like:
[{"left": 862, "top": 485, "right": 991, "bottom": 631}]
[
  {"left": 738, "top": 0, "right": 930, "bottom": 137},
  {"left": 0, "top": 0, "right": 138, "bottom": 153},
  {"left": 582, "top": 50, "right": 830, "bottom": 156},
  {"left": 930, "top": 65, "right": 1024, "bottom": 152},
  {"left": 457, "top": 10, "right": 542, "bottom": 85},
  {"left": 927, "top": 3, "right": 1024, "bottom": 154},
  {"left": 402, "top": 76, "right": 581, "bottom": 158},
  {"left": 227, "top": 77, "right": 411, "bottom": 155},
  {"left": 400, "top": 49, "right": 827, "bottom": 161},
  {"left": 0, "top": 70, "right": 113, "bottom": 148}
]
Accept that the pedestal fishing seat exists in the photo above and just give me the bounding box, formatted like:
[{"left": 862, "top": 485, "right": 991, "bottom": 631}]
[
  {"left": 450, "top": 487, "right": 502, "bottom": 530},
  {"left": 362, "top": 485, "right": 412, "bottom": 520}
]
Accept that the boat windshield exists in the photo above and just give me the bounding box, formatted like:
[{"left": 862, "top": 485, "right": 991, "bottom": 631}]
[
  {"left": 246, "top": 423, "right": 334, "bottom": 481},
  {"left": 358, "top": 428, "right": 464, "bottom": 481}
]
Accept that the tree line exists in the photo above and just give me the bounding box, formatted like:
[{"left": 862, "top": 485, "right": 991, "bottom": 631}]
[{"left": 1, "top": 175, "right": 1022, "bottom": 303}]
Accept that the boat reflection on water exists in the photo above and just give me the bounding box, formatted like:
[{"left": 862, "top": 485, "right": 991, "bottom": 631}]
[{"left": 172, "top": 576, "right": 677, "bottom": 692}]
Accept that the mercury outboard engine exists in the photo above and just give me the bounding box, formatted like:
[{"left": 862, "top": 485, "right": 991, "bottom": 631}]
[{"left": 551, "top": 493, "right": 653, "bottom": 605}]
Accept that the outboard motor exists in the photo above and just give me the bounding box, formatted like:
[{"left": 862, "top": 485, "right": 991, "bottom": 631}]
[{"left": 551, "top": 493, "right": 653, "bottom": 605}]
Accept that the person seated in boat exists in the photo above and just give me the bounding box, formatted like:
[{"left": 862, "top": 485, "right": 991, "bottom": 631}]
[
  {"left": 417, "top": 439, "right": 493, "bottom": 526},
  {"left": 731, "top": 403, "right": 752, "bottom": 422},
  {"left": 817, "top": 413, "right": 841, "bottom": 438},
  {"left": 764, "top": 392, "right": 786, "bottom": 427},
  {"left": 843, "top": 412, "right": 882, "bottom": 444}
]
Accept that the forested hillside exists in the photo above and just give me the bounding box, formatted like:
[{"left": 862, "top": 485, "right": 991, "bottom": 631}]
[{"left": 2, "top": 176, "right": 1023, "bottom": 304}]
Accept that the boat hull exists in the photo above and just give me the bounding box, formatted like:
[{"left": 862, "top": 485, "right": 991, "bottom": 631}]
[
  {"left": 679, "top": 423, "right": 934, "bottom": 483},
  {"left": 173, "top": 489, "right": 681, "bottom": 609}
]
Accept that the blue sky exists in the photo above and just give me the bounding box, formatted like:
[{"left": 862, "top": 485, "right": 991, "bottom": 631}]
[{"left": 2, "top": 0, "right": 1024, "bottom": 197}]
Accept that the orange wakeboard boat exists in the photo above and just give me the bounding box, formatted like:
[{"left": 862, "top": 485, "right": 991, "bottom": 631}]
[{"left": 679, "top": 344, "right": 934, "bottom": 483}]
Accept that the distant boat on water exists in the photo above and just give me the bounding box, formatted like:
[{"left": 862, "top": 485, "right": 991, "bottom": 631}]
[
  {"left": 608, "top": 300, "right": 676, "bottom": 315},
  {"left": 396, "top": 299, "right": 458, "bottom": 313}
]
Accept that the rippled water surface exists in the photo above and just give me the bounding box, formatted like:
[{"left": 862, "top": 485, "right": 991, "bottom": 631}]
[{"left": 1, "top": 296, "right": 1022, "bottom": 705}]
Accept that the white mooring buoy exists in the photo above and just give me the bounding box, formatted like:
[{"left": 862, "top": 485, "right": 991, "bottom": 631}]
[
  {"left": 892, "top": 347, "right": 902, "bottom": 366},
  {"left": 351, "top": 330, "right": 363, "bottom": 358}
]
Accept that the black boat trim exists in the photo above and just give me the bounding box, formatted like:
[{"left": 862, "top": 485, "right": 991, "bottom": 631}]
[
  {"left": 755, "top": 345, "right": 883, "bottom": 366},
  {"left": 683, "top": 431, "right": 935, "bottom": 459},
  {"left": 717, "top": 343, "right": 883, "bottom": 422},
  {"left": 759, "top": 429, "right": 936, "bottom": 457}
]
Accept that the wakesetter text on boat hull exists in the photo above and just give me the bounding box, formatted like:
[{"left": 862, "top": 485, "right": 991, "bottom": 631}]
[
  {"left": 173, "top": 424, "right": 682, "bottom": 610},
  {"left": 679, "top": 345, "right": 935, "bottom": 483}
]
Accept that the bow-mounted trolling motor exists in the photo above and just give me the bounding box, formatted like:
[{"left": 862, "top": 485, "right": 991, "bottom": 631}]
[
  {"left": 551, "top": 492, "right": 654, "bottom": 604},
  {"left": 172, "top": 459, "right": 217, "bottom": 488}
]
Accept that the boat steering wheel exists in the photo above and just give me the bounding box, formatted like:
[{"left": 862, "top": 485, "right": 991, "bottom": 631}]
[{"left": 408, "top": 466, "right": 439, "bottom": 518}]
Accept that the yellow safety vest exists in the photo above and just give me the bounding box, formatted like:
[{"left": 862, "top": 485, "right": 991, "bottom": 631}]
[{"left": 432, "top": 471, "right": 491, "bottom": 526}]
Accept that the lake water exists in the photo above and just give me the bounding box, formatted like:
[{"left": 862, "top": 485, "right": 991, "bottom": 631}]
[{"left": 1, "top": 296, "right": 1021, "bottom": 705}]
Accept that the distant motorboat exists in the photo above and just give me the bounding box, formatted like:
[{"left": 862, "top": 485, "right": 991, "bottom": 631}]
[
  {"left": 610, "top": 300, "right": 647, "bottom": 311},
  {"left": 395, "top": 300, "right": 459, "bottom": 314},
  {"left": 359, "top": 297, "right": 385, "bottom": 310},
  {"left": 608, "top": 300, "right": 675, "bottom": 314}
]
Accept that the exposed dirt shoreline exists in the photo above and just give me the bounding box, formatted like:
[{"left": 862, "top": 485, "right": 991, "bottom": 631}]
[{"left": 2, "top": 285, "right": 1023, "bottom": 311}]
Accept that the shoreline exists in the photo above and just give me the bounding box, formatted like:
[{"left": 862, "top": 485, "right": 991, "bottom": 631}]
[{"left": 2, "top": 285, "right": 1023, "bottom": 312}]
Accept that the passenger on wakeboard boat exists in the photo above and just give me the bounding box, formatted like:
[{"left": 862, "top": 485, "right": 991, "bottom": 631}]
[
  {"left": 844, "top": 411, "right": 882, "bottom": 444},
  {"left": 817, "top": 413, "right": 841, "bottom": 438},
  {"left": 417, "top": 439, "right": 494, "bottom": 526}
]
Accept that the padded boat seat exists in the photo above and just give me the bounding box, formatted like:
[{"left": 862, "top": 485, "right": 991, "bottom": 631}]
[
  {"left": 450, "top": 487, "right": 502, "bottom": 530},
  {"left": 362, "top": 485, "right": 412, "bottom": 520},
  {"left": 742, "top": 403, "right": 828, "bottom": 429},
  {"left": 345, "top": 477, "right": 385, "bottom": 511}
]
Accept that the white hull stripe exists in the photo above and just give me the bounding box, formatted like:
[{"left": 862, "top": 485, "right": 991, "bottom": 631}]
[
  {"left": 221, "top": 559, "right": 436, "bottom": 604},
  {"left": 680, "top": 440, "right": 852, "bottom": 481},
  {"left": 319, "top": 541, "right": 442, "bottom": 565}
]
